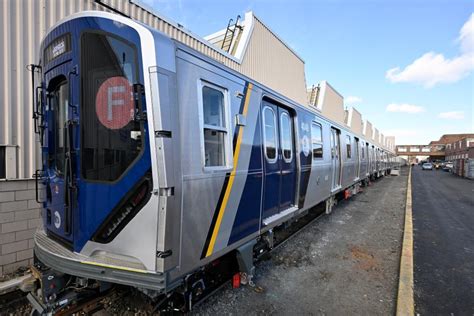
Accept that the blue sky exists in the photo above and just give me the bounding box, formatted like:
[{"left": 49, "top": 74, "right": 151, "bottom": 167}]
[{"left": 141, "top": 0, "right": 473, "bottom": 145}]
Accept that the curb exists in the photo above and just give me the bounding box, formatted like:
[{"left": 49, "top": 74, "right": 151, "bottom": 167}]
[{"left": 396, "top": 166, "right": 414, "bottom": 316}]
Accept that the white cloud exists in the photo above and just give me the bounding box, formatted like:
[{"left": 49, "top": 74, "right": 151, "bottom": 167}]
[
  {"left": 386, "top": 53, "right": 474, "bottom": 88},
  {"left": 459, "top": 13, "right": 474, "bottom": 54},
  {"left": 438, "top": 111, "right": 465, "bottom": 120},
  {"left": 345, "top": 96, "right": 362, "bottom": 104},
  {"left": 386, "top": 13, "right": 474, "bottom": 88},
  {"left": 386, "top": 103, "right": 425, "bottom": 113}
]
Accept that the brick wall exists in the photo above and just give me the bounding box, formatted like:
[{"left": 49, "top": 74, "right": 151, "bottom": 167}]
[{"left": 0, "top": 179, "right": 43, "bottom": 276}]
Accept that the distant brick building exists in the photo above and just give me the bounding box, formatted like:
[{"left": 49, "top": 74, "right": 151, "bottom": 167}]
[
  {"left": 445, "top": 136, "right": 474, "bottom": 179},
  {"left": 395, "top": 133, "right": 473, "bottom": 162}
]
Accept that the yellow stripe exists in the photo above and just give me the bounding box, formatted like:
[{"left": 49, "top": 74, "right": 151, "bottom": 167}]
[
  {"left": 396, "top": 166, "right": 414, "bottom": 316},
  {"left": 205, "top": 83, "right": 253, "bottom": 257},
  {"left": 81, "top": 261, "right": 148, "bottom": 274}
]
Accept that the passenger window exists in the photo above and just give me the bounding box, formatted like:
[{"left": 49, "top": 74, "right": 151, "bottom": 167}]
[
  {"left": 280, "top": 112, "right": 292, "bottom": 162},
  {"left": 202, "top": 85, "right": 228, "bottom": 167},
  {"left": 311, "top": 122, "right": 323, "bottom": 159},
  {"left": 361, "top": 144, "right": 365, "bottom": 159},
  {"left": 346, "top": 135, "right": 352, "bottom": 158},
  {"left": 263, "top": 106, "right": 277, "bottom": 162}
]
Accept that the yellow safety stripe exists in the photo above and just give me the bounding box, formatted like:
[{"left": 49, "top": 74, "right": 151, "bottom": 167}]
[
  {"left": 205, "top": 83, "right": 253, "bottom": 257},
  {"left": 81, "top": 261, "right": 148, "bottom": 274}
]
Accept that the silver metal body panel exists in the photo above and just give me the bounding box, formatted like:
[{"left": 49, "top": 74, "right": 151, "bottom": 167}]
[
  {"left": 168, "top": 48, "right": 264, "bottom": 281},
  {"left": 81, "top": 196, "right": 160, "bottom": 271},
  {"left": 35, "top": 230, "right": 166, "bottom": 290}
]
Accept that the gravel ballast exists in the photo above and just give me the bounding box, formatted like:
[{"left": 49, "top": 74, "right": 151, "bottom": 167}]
[{"left": 194, "top": 168, "right": 408, "bottom": 315}]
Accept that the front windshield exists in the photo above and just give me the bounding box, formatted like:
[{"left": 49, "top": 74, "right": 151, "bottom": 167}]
[{"left": 81, "top": 32, "right": 143, "bottom": 182}]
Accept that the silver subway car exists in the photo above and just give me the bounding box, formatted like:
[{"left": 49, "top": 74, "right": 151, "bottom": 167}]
[{"left": 29, "top": 11, "right": 397, "bottom": 313}]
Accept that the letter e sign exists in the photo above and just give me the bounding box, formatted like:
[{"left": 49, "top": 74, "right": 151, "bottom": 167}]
[{"left": 96, "top": 76, "right": 134, "bottom": 129}]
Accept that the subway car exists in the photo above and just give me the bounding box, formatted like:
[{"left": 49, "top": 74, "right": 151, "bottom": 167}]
[{"left": 28, "top": 11, "right": 398, "bottom": 313}]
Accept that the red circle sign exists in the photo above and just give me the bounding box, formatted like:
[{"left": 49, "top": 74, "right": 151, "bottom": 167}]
[{"left": 95, "top": 76, "right": 134, "bottom": 129}]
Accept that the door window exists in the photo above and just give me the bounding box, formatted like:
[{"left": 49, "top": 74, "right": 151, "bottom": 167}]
[
  {"left": 280, "top": 112, "right": 293, "bottom": 162},
  {"left": 311, "top": 122, "right": 323, "bottom": 159},
  {"left": 50, "top": 80, "right": 69, "bottom": 175},
  {"left": 355, "top": 138, "right": 360, "bottom": 158},
  {"left": 346, "top": 135, "right": 352, "bottom": 159},
  {"left": 81, "top": 32, "right": 142, "bottom": 182},
  {"left": 263, "top": 106, "right": 278, "bottom": 163}
]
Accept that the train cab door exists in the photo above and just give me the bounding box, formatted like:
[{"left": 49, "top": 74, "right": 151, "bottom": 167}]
[
  {"left": 366, "top": 143, "right": 370, "bottom": 175},
  {"left": 375, "top": 148, "right": 381, "bottom": 172},
  {"left": 330, "top": 127, "right": 342, "bottom": 191},
  {"left": 371, "top": 146, "right": 376, "bottom": 172},
  {"left": 355, "top": 137, "right": 360, "bottom": 180},
  {"left": 43, "top": 64, "right": 76, "bottom": 244},
  {"left": 262, "top": 100, "right": 297, "bottom": 220}
]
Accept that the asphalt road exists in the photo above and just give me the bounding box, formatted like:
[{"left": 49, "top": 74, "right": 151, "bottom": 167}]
[{"left": 412, "top": 166, "right": 474, "bottom": 315}]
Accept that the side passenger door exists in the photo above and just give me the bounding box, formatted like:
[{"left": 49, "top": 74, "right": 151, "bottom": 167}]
[{"left": 261, "top": 100, "right": 296, "bottom": 220}]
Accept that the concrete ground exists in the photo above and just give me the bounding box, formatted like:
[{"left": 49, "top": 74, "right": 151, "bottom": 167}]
[
  {"left": 412, "top": 167, "right": 474, "bottom": 315},
  {"left": 194, "top": 168, "right": 408, "bottom": 315}
]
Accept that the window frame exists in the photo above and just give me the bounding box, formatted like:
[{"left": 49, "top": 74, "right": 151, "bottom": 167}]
[
  {"left": 279, "top": 112, "right": 293, "bottom": 163},
  {"left": 346, "top": 135, "right": 352, "bottom": 159},
  {"left": 311, "top": 121, "right": 324, "bottom": 161},
  {"left": 262, "top": 105, "right": 278, "bottom": 164},
  {"left": 198, "top": 81, "right": 232, "bottom": 171}
]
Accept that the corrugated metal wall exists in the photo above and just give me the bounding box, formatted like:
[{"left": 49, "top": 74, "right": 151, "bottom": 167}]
[
  {"left": 364, "top": 121, "right": 373, "bottom": 139},
  {"left": 348, "top": 108, "right": 363, "bottom": 136},
  {"left": 1, "top": 0, "right": 311, "bottom": 179},
  {"left": 317, "top": 81, "right": 345, "bottom": 124},
  {"left": 240, "top": 16, "right": 307, "bottom": 105},
  {"left": 1, "top": 0, "right": 102, "bottom": 179}
]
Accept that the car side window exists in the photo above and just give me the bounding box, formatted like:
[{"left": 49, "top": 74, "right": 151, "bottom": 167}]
[
  {"left": 201, "top": 84, "right": 230, "bottom": 168},
  {"left": 311, "top": 122, "right": 323, "bottom": 159},
  {"left": 346, "top": 135, "right": 352, "bottom": 159}
]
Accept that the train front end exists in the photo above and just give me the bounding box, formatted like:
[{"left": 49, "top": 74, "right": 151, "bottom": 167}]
[{"left": 28, "top": 11, "right": 169, "bottom": 312}]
